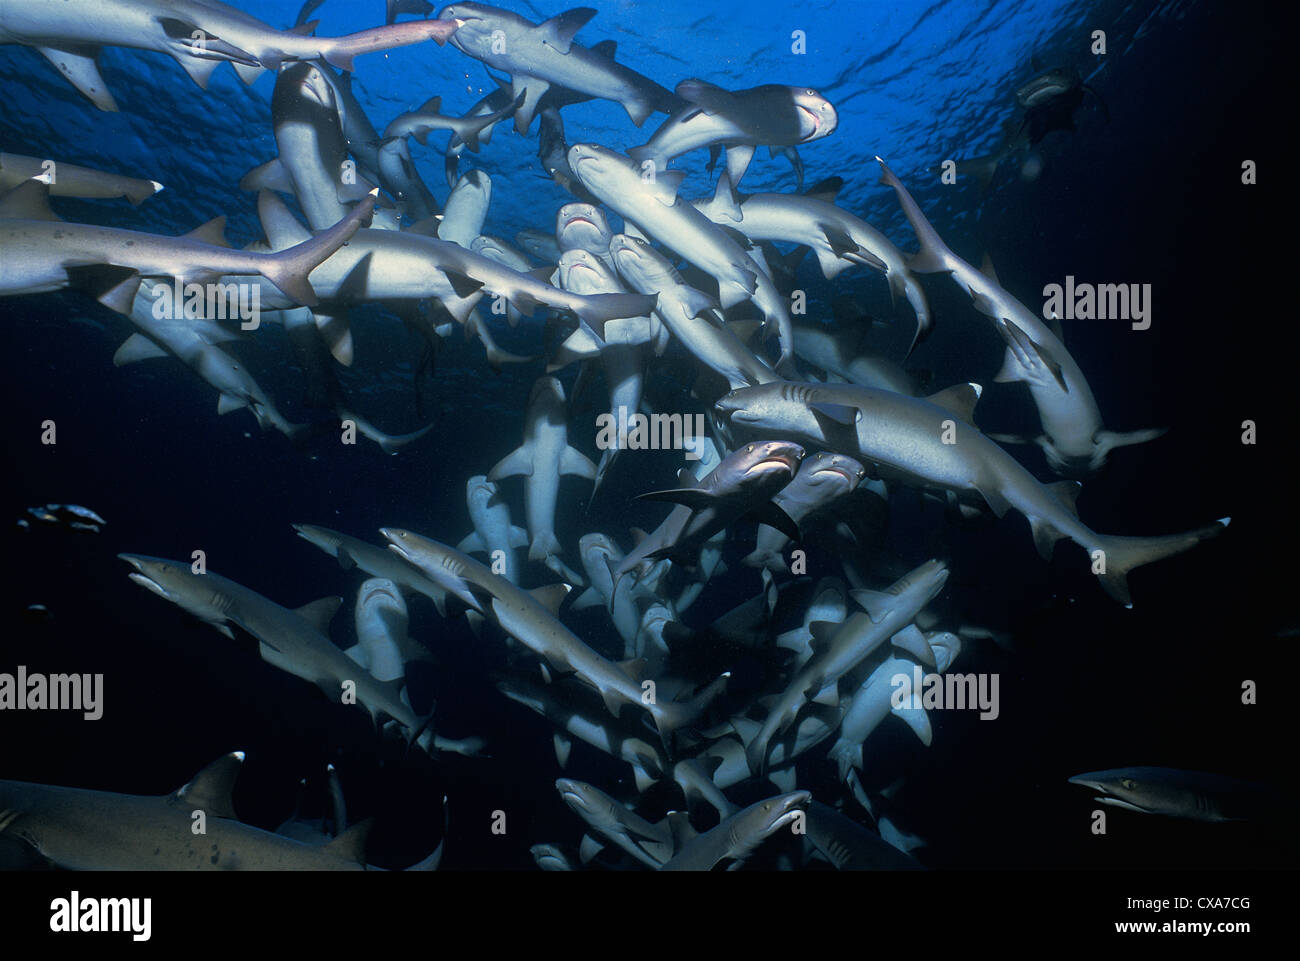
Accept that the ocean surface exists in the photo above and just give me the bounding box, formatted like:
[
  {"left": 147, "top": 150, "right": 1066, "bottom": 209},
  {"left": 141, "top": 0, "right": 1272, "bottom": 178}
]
[{"left": 0, "top": 0, "right": 1290, "bottom": 871}]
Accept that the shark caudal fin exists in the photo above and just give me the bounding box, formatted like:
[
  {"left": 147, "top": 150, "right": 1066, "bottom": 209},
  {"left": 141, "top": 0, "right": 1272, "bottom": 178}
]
[
  {"left": 1094, "top": 518, "right": 1230, "bottom": 607},
  {"left": 260, "top": 192, "right": 375, "bottom": 306},
  {"left": 875, "top": 157, "right": 955, "bottom": 276}
]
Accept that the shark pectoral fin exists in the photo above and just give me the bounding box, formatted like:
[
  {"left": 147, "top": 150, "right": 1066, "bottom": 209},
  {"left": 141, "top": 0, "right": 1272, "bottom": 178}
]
[
  {"left": 748, "top": 501, "right": 801, "bottom": 542},
  {"left": 343, "top": 643, "right": 367, "bottom": 668},
  {"left": 890, "top": 623, "right": 936, "bottom": 667},
  {"left": 241, "top": 158, "right": 294, "bottom": 195},
  {"left": 511, "top": 76, "right": 551, "bottom": 134},
  {"left": 635, "top": 488, "right": 717, "bottom": 511},
  {"left": 598, "top": 688, "right": 625, "bottom": 719},
  {"left": 809, "top": 401, "right": 858, "bottom": 427},
  {"left": 615, "top": 657, "right": 648, "bottom": 682},
  {"left": 807, "top": 620, "right": 839, "bottom": 654},
  {"left": 924, "top": 383, "right": 982, "bottom": 426},
  {"left": 648, "top": 168, "right": 686, "bottom": 207},
  {"left": 560, "top": 445, "right": 598, "bottom": 480},
  {"left": 171, "top": 753, "right": 243, "bottom": 818},
  {"left": 552, "top": 731, "right": 572, "bottom": 768},
  {"left": 809, "top": 681, "right": 839, "bottom": 708},
  {"left": 0, "top": 180, "right": 60, "bottom": 221},
  {"left": 37, "top": 46, "right": 117, "bottom": 112},
  {"left": 976, "top": 482, "right": 1012, "bottom": 519},
  {"left": 314, "top": 310, "right": 354, "bottom": 366},
  {"left": 892, "top": 699, "right": 933, "bottom": 746},
  {"left": 578, "top": 834, "right": 604, "bottom": 864},
  {"left": 113, "top": 333, "right": 169, "bottom": 367},
  {"left": 1094, "top": 427, "right": 1167, "bottom": 457},
  {"left": 1028, "top": 515, "right": 1066, "bottom": 560},
  {"left": 632, "top": 764, "right": 657, "bottom": 794},
  {"left": 570, "top": 587, "right": 602, "bottom": 611},
  {"left": 768, "top": 766, "right": 797, "bottom": 794},
  {"left": 217, "top": 393, "right": 247, "bottom": 415},
  {"left": 175, "top": 53, "right": 222, "bottom": 90},
  {"left": 508, "top": 525, "right": 530, "bottom": 548},
  {"left": 1047, "top": 480, "right": 1082, "bottom": 517},
  {"left": 818, "top": 223, "right": 858, "bottom": 259},
  {"left": 488, "top": 446, "right": 533, "bottom": 480},
  {"left": 324, "top": 818, "right": 374, "bottom": 864},
  {"left": 294, "top": 596, "right": 343, "bottom": 632},
  {"left": 724, "top": 143, "right": 757, "bottom": 189},
  {"left": 987, "top": 431, "right": 1040, "bottom": 447},
  {"left": 216, "top": 624, "right": 236, "bottom": 640},
  {"left": 538, "top": 7, "right": 598, "bottom": 53}
]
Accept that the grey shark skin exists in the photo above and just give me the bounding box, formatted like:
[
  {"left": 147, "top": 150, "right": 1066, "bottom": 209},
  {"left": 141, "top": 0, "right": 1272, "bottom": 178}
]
[
  {"left": 1067, "top": 767, "right": 1278, "bottom": 822},
  {"left": 383, "top": 92, "right": 521, "bottom": 155},
  {"left": 0, "top": 753, "right": 439, "bottom": 870},
  {"left": 350, "top": 579, "right": 409, "bottom": 683},
  {"left": 694, "top": 175, "right": 931, "bottom": 358},
  {"left": 743, "top": 452, "right": 866, "bottom": 571},
  {"left": 556, "top": 202, "right": 616, "bottom": 273},
  {"left": 457, "top": 475, "right": 529, "bottom": 585},
  {"left": 496, "top": 674, "right": 666, "bottom": 791},
  {"left": 0, "top": 180, "right": 373, "bottom": 312},
  {"left": 745, "top": 559, "right": 949, "bottom": 776},
  {"left": 630, "top": 80, "right": 838, "bottom": 188},
  {"left": 792, "top": 321, "right": 917, "bottom": 396},
  {"left": 118, "top": 554, "right": 432, "bottom": 740},
  {"left": 714, "top": 381, "right": 1229, "bottom": 607},
  {"left": 614, "top": 440, "right": 807, "bottom": 588},
  {"left": 434, "top": 169, "right": 492, "bottom": 248},
  {"left": 556, "top": 779, "right": 673, "bottom": 869},
  {"left": 253, "top": 190, "right": 657, "bottom": 338},
  {"left": 0, "top": 152, "right": 162, "bottom": 204},
  {"left": 114, "top": 281, "right": 302, "bottom": 440},
  {"left": 0, "top": 0, "right": 459, "bottom": 111},
  {"left": 608, "top": 233, "right": 780, "bottom": 391},
  {"left": 804, "top": 800, "right": 923, "bottom": 870},
  {"left": 488, "top": 376, "right": 597, "bottom": 563},
  {"left": 436, "top": 3, "right": 676, "bottom": 133},
  {"left": 659, "top": 790, "right": 810, "bottom": 870},
  {"left": 877, "top": 157, "right": 1163, "bottom": 475},
  {"left": 292, "top": 523, "right": 451, "bottom": 615},
  {"left": 569, "top": 142, "right": 795, "bottom": 368},
  {"left": 381, "top": 529, "right": 724, "bottom": 740}
]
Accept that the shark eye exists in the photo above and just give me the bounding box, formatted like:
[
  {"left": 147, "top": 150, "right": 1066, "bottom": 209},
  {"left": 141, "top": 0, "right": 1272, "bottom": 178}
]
[
  {"left": 746, "top": 444, "right": 754, "bottom": 453},
  {"left": 1121, "top": 778, "right": 1137, "bottom": 790},
  {"left": 806, "top": 89, "right": 817, "bottom": 96}
]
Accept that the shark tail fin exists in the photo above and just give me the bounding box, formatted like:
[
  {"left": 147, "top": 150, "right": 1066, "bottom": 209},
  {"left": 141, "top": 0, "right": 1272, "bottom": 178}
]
[
  {"left": 1094, "top": 518, "right": 1230, "bottom": 608},
  {"left": 875, "top": 157, "right": 953, "bottom": 275},
  {"left": 260, "top": 192, "right": 375, "bottom": 306}
]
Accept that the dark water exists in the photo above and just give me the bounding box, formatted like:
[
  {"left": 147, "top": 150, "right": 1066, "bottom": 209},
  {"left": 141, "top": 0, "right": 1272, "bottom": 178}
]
[{"left": 0, "top": 0, "right": 1292, "bottom": 872}]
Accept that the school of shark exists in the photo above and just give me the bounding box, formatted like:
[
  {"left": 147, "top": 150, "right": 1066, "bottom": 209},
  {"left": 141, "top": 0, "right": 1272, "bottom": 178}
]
[{"left": 0, "top": 0, "right": 1276, "bottom": 873}]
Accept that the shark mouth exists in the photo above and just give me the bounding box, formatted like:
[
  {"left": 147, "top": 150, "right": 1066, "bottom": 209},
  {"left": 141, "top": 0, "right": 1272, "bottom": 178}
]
[
  {"left": 127, "top": 572, "right": 172, "bottom": 600},
  {"left": 811, "top": 463, "right": 856, "bottom": 484},
  {"left": 748, "top": 454, "right": 800, "bottom": 476},
  {"left": 564, "top": 216, "right": 599, "bottom": 231},
  {"left": 363, "top": 585, "right": 399, "bottom": 606},
  {"left": 797, "top": 105, "right": 822, "bottom": 139}
]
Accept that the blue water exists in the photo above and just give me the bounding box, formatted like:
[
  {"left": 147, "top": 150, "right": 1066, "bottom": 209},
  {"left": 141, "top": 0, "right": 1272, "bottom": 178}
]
[{"left": 0, "top": 0, "right": 1289, "bottom": 870}]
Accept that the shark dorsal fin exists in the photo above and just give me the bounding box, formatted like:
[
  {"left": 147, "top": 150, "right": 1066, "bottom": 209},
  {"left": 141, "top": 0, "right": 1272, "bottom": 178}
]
[
  {"left": 539, "top": 7, "right": 598, "bottom": 54},
  {"left": 173, "top": 752, "right": 243, "bottom": 818},
  {"left": 924, "top": 383, "right": 982, "bottom": 426},
  {"left": 324, "top": 817, "right": 374, "bottom": 864},
  {"left": 295, "top": 596, "right": 342, "bottom": 632},
  {"left": 0, "top": 179, "right": 60, "bottom": 222},
  {"left": 616, "top": 657, "right": 648, "bottom": 682},
  {"left": 183, "top": 216, "right": 229, "bottom": 247},
  {"left": 529, "top": 583, "right": 572, "bottom": 615},
  {"left": 665, "top": 810, "right": 697, "bottom": 847}
]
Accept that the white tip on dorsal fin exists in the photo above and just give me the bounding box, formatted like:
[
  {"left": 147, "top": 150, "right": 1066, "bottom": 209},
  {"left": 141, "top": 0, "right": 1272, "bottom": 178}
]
[
  {"left": 924, "top": 383, "right": 982, "bottom": 426},
  {"left": 578, "top": 833, "right": 604, "bottom": 864},
  {"left": 528, "top": 583, "right": 571, "bottom": 616},
  {"left": 294, "top": 596, "right": 343, "bottom": 633},
  {"left": 173, "top": 752, "right": 244, "bottom": 818},
  {"left": 0, "top": 179, "right": 61, "bottom": 221},
  {"left": 324, "top": 818, "right": 373, "bottom": 864},
  {"left": 539, "top": 7, "right": 597, "bottom": 54}
]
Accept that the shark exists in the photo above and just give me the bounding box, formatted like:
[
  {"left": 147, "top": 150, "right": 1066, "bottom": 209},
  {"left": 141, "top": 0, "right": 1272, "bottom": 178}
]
[
  {"left": 803, "top": 800, "right": 924, "bottom": 870},
  {"left": 876, "top": 157, "right": 1163, "bottom": 475},
  {"left": 0, "top": 179, "right": 373, "bottom": 313},
  {"left": 0, "top": 152, "right": 162, "bottom": 204},
  {"left": 457, "top": 475, "right": 530, "bottom": 585},
  {"left": 556, "top": 779, "right": 673, "bottom": 869},
  {"left": 744, "top": 559, "right": 949, "bottom": 775},
  {"left": 1067, "top": 767, "right": 1279, "bottom": 822},
  {"left": 630, "top": 80, "right": 839, "bottom": 189},
  {"left": 0, "top": 0, "right": 460, "bottom": 111},
  {"left": 742, "top": 452, "right": 866, "bottom": 572},
  {"left": 694, "top": 172, "right": 931, "bottom": 358},
  {"left": 612, "top": 441, "right": 806, "bottom": 593},
  {"left": 608, "top": 233, "right": 780, "bottom": 391},
  {"left": 118, "top": 554, "right": 434, "bottom": 742},
  {"left": 0, "top": 752, "right": 441, "bottom": 869},
  {"left": 488, "top": 376, "right": 597, "bottom": 565},
  {"left": 713, "top": 381, "right": 1229, "bottom": 607},
  {"left": 570, "top": 142, "right": 795, "bottom": 369},
  {"left": 381, "top": 528, "right": 726, "bottom": 740},
  {"left": 436, "top": 3, "right": 677, "bottom": 133},
  {"left": 659, "top": 790, "right": 810, "bottom": 870},
  {"left": 293, "top": 523, "right": 451, "bottom": 617}
]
